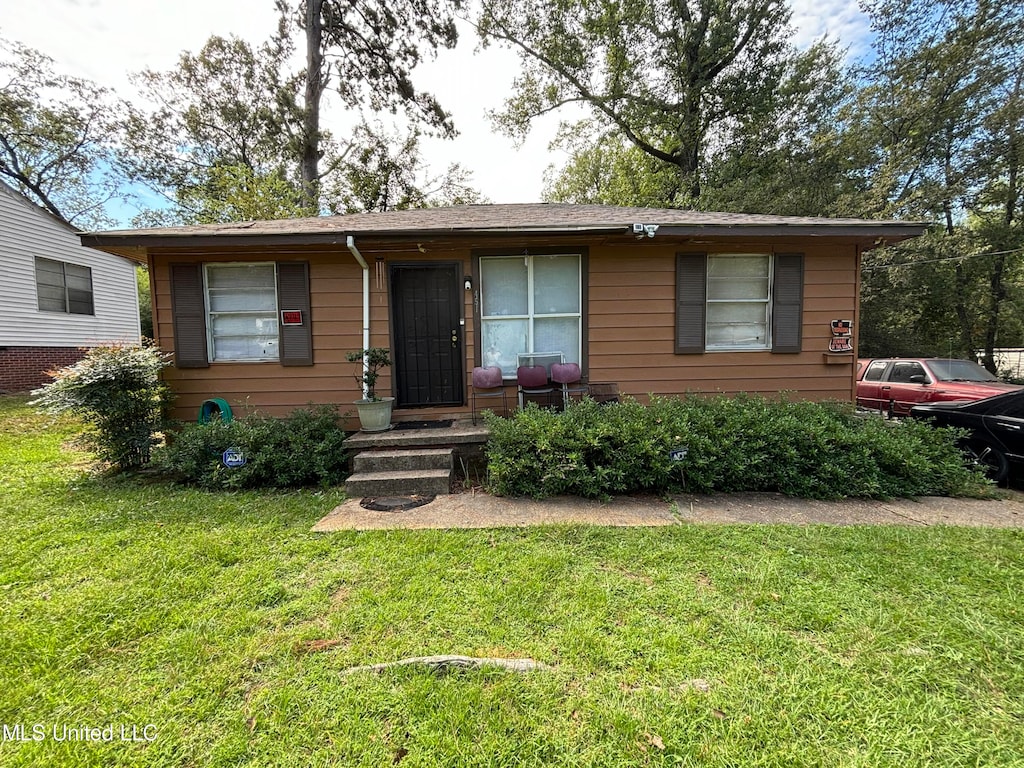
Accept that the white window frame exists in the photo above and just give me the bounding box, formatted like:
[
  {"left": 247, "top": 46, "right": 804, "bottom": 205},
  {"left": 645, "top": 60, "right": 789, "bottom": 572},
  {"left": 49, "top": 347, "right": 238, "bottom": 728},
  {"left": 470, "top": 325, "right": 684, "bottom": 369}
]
[
  {"left": 479, "top": 253, "right": 582, "bottom": 379},
  {"left": 705, "top": 253, "right": 773, "bottom": 351},
  {"left": 203, "top": 262, "right": 280, "bottom": 362}
]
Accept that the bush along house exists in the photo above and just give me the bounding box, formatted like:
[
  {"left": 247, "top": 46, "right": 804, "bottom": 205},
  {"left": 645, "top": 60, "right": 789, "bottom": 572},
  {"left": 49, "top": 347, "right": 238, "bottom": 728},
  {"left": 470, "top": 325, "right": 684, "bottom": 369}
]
[{"left": 80, "top": 204, "right": 927, "bottom": 426}]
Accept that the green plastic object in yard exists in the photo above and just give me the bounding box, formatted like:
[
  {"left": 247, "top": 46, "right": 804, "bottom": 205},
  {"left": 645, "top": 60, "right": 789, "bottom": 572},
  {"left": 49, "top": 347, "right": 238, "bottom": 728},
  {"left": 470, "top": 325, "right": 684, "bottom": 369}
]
[{"left": 198, "top": 398, "right": 233, "bottom": 424}]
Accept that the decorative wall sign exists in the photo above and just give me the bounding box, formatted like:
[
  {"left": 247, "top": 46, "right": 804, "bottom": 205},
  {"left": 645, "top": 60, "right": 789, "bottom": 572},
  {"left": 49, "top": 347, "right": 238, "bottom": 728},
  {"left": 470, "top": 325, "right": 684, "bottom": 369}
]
[
  {"left": 281, "top": 310, "right": 303, "bottom": 326},
  {"left": 829, "top": 319, "right": 853, "bottom": 353}
]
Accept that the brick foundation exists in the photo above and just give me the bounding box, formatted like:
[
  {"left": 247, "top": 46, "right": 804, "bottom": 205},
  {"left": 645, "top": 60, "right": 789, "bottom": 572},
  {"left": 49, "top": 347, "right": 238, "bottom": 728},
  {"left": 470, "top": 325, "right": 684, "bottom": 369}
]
[{"left": 0, "top": 346, "right": 87, "bottom": 394}]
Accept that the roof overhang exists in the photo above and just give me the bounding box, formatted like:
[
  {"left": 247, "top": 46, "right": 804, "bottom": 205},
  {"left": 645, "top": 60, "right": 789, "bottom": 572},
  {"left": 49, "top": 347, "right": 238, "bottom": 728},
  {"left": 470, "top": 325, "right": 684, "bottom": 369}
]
[{"left": 80, "top": 221, "right": 928, "bottom": 256}]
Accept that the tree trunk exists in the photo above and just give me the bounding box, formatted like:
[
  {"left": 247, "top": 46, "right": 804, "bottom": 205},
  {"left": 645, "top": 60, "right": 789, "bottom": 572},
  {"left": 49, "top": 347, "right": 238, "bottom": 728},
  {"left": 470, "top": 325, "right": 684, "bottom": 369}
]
[{"left": 301, "top": 0, "right": 324, "bottom": 212}]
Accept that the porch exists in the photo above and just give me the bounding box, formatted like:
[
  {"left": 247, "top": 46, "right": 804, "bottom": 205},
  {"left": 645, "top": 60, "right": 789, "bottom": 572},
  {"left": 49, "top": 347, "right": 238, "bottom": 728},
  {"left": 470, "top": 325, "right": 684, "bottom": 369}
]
[{"left": 343, "top": 419, "right": 490, "bottom": 498}]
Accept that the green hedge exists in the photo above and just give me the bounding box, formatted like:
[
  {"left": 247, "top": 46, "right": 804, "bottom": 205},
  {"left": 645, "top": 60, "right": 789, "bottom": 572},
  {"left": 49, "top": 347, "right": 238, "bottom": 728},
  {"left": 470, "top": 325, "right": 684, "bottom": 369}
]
[
  {"left": 484, "top": 395, "right": 986, "bottom": 499},
  {"left": 154, "top": 405, "right": 349, "bottom": 489}
]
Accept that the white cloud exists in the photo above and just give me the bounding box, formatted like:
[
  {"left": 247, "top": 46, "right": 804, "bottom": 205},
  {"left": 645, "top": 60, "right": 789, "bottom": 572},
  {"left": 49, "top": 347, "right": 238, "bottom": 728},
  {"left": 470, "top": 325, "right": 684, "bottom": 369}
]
[{"left": 790, "top": 0, "right": 872, "bottom": 59}]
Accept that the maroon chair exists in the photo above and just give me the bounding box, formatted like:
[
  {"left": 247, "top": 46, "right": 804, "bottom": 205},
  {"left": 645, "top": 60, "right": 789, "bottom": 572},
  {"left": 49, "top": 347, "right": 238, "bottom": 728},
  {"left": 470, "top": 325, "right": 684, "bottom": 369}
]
[
  {"left": 471, "top": 366, "right": 508, "bottom": 424},
  {"left": 516, "top": 365, "right": 554, "bottom": 409},
  {"left": 551, "top": 362, "right": 587, "bottom": 408}
]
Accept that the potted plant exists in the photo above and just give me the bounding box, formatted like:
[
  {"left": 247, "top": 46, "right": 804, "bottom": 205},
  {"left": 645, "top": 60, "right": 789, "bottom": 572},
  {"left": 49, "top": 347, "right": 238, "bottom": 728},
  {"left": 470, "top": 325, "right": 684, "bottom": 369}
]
[{"left": 346, "top": 347, "right": 394, "bottom": 431}]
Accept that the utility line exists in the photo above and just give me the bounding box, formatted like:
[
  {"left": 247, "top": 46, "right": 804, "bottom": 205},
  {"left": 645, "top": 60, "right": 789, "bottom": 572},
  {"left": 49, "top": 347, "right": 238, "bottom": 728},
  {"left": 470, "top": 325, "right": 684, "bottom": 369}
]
[{"left": 862, "top": 246, "right": 1024, "bottom": 270}]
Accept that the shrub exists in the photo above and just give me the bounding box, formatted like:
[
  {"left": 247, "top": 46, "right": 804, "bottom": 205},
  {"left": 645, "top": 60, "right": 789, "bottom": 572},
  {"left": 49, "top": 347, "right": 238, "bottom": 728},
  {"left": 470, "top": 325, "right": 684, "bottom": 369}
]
[
  {"left": 154, "top": 404, "right": 349, "bottom": 489},
  {"left": 484, "top": 395, "right": 986, "bottom": 500},
  {"left": 31, "top": 344, "right": 170, "bottom": 470}
]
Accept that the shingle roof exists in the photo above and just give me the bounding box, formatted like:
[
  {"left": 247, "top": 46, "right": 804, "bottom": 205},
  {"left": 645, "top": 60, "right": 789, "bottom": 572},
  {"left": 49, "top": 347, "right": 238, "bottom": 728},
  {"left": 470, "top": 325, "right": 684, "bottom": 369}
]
[{"left": 84, "top": 203, "right": 928, "bottom": 241}]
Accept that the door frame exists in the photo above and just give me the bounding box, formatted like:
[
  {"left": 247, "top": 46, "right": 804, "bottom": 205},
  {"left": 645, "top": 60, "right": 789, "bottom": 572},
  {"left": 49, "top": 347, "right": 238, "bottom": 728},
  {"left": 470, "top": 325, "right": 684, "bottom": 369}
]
[{"left": 388, "top": 261, "right": 465, "bottom": 408}]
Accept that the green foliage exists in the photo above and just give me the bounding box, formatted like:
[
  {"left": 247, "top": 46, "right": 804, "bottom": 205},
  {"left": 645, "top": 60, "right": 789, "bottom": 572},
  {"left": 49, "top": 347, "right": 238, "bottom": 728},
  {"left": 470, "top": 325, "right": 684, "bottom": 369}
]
[
  {"left": 345, "top": 347, "right": 392, "bottom": 401},
  {"left": 333, "top": 123, "right": 485, "bottom": 213},
  {"left": 122, "top": 34, "right": 317, "bottom": 225},
  {"left": 135, "top": 266, "right": 153, "bottom": 338},
  {"left": 854, "top": 0, "right": 1024, "bottom": 362},
  {"left": 0, "top": 37, "right": 124, "bottom": 228},
  {"left": 154, "top": 404, "right": 349, "bottom": 489},
  {"left": 31, "top": 344, "right": 170, "bottom": 470},
  {"left": 476, "top": 0, "right": 842, "bottom": 206},
  {"left": 485, "top": 395, "right": 985, "bottom": 500},
  {"left": 4, "top": 395, "right": 1024, "bottom": 766}
]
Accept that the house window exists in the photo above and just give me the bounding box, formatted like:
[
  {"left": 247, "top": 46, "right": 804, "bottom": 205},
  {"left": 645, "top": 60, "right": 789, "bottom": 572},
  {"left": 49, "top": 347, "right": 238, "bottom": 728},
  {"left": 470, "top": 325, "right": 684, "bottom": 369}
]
[
  {"left": 706, "top": 254, "right": 772, "bottom": 350},
  {"left": 479, "top": 254, "right": 581, "bottom": 377},
  {"left": 676, "top": 252, "right": 803, "bottom": 354},
  {"left": 35, "top": 257, "right": 94, "bottom": 315},
  {"left": 204, "top": 263, "right": 279, "bottom": 361}
]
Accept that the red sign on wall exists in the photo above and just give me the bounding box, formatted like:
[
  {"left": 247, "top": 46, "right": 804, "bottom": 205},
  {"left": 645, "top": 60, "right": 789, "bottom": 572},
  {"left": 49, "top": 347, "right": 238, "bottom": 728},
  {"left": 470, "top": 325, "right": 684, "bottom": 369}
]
[{"left": 281, "top": 310, "right": 303, "bottom": 326}]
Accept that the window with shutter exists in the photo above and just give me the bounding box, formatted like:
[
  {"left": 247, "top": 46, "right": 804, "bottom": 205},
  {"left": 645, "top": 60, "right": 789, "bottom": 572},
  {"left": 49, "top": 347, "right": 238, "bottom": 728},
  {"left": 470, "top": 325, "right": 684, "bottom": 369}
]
[
  {"left": 168, "top": 260, "right": 313, "bottom": 367},
  {"left": 676, "top": 252, "right": 804, "bottom": 354}
]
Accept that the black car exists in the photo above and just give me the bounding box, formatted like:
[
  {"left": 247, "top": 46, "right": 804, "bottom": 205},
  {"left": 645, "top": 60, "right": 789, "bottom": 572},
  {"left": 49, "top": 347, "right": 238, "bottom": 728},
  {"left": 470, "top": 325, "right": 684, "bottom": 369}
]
[{"left": 910, "top": 390, "right": 1024, "bottom": 482}]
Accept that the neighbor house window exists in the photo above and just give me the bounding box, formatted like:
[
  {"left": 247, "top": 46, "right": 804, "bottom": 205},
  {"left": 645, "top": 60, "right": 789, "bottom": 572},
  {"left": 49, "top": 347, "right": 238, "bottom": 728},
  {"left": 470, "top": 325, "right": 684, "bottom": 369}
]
[
  {"left": 203, "top": 263, "right": 279, "bottom": 361},
  {"left": 706, "top": 254, "right": 772, "bottom": 350},
  {"left": 35, "top": 257, "right": 94, "bottom": 315},
  {"left": 479, "top": 254, "right": 581, "bottom": 377},
  {"left": 676, "top": 252, "right": 803, "bottom": 354}
]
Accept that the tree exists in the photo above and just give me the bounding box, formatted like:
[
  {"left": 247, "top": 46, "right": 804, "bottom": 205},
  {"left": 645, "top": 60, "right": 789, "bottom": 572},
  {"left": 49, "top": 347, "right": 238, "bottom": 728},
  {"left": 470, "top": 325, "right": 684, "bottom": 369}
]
[
  {"left": 121, "top": 34, "right": 316, "bottom": 224},
  {"left": 854, "top": 0, "right": 1024, "bottom": 367},
  {"left": 123, "top": 21, "right": 480, "bottom": 223},
  {"left": 542, "top": 126, "right": 681, "bottom": 207},
  {"left": 279, "top": 0, "right": 462, "bottom": 209},
  {"left": 475, "top": 0, "right": 842, "bottom": 208},
  {"left": 0, "top": 38, "right": 124, "bottom": 228},
  {"left": 332, "top": 124, "right": 484, "bottom": 213}
]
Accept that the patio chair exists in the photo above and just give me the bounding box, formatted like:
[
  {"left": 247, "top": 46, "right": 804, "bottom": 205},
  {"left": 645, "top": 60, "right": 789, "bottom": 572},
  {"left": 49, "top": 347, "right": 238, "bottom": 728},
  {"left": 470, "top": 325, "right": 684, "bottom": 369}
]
[
  {"left": 516, "top": 364, "right": 555, "bottom": 409},
  {"left": 470, "top": 366, "right": 508, "bottom": 424},
  {"left": 550, "top": 362, "right": 587, "bottom": 409}
]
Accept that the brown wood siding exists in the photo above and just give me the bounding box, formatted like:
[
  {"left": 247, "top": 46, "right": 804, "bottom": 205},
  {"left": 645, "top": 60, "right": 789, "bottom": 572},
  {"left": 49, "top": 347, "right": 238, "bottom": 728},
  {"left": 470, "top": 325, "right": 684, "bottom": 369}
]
[
  {"left": 152, "top": 245, "right": 477, "bottom": 424},
  {"left": 587, "top": 241, "right": 857, "bottom": 402},
  {"left": 151, "top": 236, "right": 858, "bottom": 423}
]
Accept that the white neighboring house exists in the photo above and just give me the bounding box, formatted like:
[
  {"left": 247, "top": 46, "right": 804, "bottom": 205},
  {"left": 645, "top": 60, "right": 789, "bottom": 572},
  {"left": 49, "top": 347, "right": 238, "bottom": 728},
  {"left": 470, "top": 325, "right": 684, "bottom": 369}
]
[{"left": 0, "top": 181, "right": 141, "bottom": 393}]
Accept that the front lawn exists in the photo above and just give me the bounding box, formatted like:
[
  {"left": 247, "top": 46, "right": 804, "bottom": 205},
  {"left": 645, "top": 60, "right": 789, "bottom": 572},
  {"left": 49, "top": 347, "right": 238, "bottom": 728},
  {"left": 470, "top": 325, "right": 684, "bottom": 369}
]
[{"left": 1, "top": 395, "right": 1022, "bottom": 767}]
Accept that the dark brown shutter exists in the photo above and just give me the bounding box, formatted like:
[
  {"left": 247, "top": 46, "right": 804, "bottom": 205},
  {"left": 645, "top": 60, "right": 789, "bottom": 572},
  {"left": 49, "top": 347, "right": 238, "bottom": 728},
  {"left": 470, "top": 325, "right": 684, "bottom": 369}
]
[
  {"left": 277, "top": 261, "right": 313, "bottom": 366},
  {"left": 169, "top": 263, "right": 209, "bottom": 368},
  {"left": 771, "top": 253, "right": 804, "bottom": 353},
  {"left": 675, "top": 253, "right": 707, "bottom": 354}
]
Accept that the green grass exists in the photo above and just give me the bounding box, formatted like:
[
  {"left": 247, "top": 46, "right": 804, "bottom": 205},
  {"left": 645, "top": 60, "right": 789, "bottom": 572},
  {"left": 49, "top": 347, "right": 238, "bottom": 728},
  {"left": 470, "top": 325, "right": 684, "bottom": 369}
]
[{"left": 1, "top": 394, "right": 1022, "bottom": 767}]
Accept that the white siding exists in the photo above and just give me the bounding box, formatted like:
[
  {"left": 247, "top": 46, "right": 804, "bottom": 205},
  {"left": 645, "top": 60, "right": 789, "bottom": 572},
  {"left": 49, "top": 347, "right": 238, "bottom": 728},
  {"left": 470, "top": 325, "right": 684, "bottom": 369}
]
[{"left": 0, "top": 184, "right": 141, "bottom": 347}]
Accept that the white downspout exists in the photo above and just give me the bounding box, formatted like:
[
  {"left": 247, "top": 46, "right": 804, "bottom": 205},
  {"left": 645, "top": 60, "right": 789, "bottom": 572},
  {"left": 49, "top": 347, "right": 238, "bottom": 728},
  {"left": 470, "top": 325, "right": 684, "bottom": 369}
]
[{"left": 346, "top": 235, "right": 371, "bottom": 399}]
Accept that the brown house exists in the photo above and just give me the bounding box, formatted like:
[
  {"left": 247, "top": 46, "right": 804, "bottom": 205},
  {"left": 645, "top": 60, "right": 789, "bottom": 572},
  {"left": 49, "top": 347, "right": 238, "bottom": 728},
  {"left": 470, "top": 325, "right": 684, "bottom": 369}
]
[{"left": 81, "top": 204, "right": 926, "bottom": 425}]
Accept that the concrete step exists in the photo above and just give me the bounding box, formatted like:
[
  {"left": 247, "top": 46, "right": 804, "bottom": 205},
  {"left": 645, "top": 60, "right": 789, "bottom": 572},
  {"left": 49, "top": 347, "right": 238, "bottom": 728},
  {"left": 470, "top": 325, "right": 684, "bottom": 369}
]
[
  {"left": 345, "top": 468, "right": 452, "bottom": 498},
  {"left": 353, "top": 448, "right": 453, "bottom": 473}
]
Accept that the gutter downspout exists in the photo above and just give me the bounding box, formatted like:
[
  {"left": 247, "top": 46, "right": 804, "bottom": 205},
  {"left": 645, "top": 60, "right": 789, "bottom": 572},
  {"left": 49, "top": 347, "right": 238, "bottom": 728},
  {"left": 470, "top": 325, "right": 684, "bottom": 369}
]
[{"left": 346, "top": 235, "right": 371, "bottom": 399}]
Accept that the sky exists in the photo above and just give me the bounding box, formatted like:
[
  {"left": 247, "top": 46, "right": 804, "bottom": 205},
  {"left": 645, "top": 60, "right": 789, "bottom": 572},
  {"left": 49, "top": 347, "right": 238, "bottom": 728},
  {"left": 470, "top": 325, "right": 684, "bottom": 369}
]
[{"left": 2, "top": 0, "right": 873, "bottom": 226}]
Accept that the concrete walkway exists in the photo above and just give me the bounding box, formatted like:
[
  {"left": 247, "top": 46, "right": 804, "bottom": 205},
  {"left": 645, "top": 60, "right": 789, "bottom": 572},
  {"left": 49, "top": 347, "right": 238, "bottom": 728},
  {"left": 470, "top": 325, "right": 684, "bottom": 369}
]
[{"left": 312, "top": 489, "right": 1024, "bottom": 531}]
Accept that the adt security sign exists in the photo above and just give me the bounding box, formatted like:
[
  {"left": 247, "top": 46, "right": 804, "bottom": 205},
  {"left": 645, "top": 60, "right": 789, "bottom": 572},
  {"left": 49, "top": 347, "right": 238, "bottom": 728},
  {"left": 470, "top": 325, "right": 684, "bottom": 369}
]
[
  {"left": 669, "top": 446, "right": 688, "bottom": 462},
  {"left": 222, "top": 447, "right": 247, "bottom": 468}
]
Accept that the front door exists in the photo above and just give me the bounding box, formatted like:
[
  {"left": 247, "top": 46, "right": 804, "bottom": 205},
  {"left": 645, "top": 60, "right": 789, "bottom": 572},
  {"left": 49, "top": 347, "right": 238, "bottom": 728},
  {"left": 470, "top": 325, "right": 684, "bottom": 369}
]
[{"left": 390, "top": 263, "right": 464, "bottom": 407}]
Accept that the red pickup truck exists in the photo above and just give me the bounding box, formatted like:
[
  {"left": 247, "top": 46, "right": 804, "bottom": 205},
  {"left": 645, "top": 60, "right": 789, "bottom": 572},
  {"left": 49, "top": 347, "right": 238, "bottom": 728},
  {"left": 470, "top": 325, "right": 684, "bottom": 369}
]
[{"left": 856, "top": 358, "right": 1022, "bottom": 416}]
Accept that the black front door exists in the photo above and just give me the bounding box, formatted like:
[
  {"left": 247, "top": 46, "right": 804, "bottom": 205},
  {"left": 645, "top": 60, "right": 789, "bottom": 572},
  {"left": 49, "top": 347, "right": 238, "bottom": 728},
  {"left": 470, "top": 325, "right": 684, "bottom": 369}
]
[{"left": 390, "top": 263, "right": 464, "bottom": 407}]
